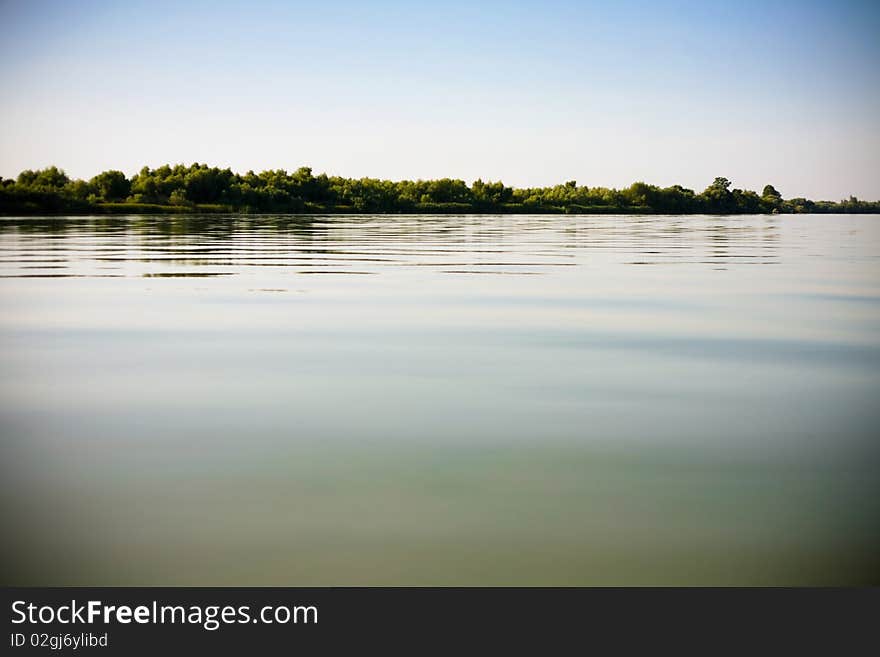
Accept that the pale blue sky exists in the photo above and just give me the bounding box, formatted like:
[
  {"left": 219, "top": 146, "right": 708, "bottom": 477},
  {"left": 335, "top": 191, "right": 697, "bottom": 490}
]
[{"left": 1, "top": 0, "right": 878, "bottom": 199}]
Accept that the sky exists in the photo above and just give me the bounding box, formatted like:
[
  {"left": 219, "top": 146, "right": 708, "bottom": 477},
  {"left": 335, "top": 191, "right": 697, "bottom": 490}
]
[{"left": 0, "top": 0, "right": 878, "bottom": 199}]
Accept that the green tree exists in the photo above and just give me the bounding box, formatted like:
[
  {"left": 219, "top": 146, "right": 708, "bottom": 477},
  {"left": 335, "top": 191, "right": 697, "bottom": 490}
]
[
  {"left": 701, "top": 177, "right": 735, "bottom": 213},
  {"left": 17, "top": 166, "right": 69, "bottom": 189},
  {"left": 168, "top": 189, "right": 190, "bottom": 206},
  {"left": 762, "top": 184, "right": 781, "bottom": 199},
  {"left": 90, "top": 170, "right": 131, "bottom": 201}
]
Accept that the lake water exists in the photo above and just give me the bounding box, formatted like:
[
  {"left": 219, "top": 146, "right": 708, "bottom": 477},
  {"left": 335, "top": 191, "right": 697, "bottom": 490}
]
[{"left": 1, "top": 214, "right": 878, "bottom": 585}]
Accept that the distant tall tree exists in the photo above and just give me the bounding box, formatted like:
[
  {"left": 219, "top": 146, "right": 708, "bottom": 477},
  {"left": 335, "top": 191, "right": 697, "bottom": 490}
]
[
  {"left": 702, "top": 177, "right": 735, "bottom": 213},
  {"left": 709, "top": 177, "right": 731, "bottom": 192},
  {"left": 760, "top": 184, "right": 783, "bottom": 212},
  {"left": 90, "top": 170, "right": 131, "bottom": 201},
  {"left": 762, "top": 184, "right": 781, "bottom": 199}
]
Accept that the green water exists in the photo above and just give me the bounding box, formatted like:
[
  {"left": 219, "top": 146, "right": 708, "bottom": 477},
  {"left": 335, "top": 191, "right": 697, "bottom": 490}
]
[{"left": 1, "top": 214, "right": 878, "bottom": 584}]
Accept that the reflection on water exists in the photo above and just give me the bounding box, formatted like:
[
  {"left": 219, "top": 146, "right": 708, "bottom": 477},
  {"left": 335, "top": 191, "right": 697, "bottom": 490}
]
[{"left": 1, "top": 214, "right": 878, "bottom": 585}]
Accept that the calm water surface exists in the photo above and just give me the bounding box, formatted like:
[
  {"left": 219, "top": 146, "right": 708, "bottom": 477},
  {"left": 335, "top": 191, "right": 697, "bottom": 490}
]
[{"left": 1, "top": 214, "right": 878, "bottom": 584}]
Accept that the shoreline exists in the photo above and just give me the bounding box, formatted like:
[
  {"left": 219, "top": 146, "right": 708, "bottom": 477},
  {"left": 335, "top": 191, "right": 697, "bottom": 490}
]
[
  {"left": 4, "top": 166, "right": 879, "bottom": 216},
  {"left": 3, "top": 204, "right": 879, "bottom": 217}
]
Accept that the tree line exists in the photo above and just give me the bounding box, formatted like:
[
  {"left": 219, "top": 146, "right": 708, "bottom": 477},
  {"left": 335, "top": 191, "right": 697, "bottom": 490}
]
[{"left": 1, "top": 164, "right": 877, "bottom": 214}]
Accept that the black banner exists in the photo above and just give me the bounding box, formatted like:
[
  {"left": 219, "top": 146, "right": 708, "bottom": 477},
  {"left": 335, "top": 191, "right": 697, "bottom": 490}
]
[{"left": 2, "top": 587, "right": 877, "bottom": 653}]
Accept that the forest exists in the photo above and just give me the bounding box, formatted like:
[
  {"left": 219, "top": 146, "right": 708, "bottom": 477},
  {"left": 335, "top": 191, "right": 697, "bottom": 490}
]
[{"left": 1, "top": 164, "right": 878, "bottom": 215}]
